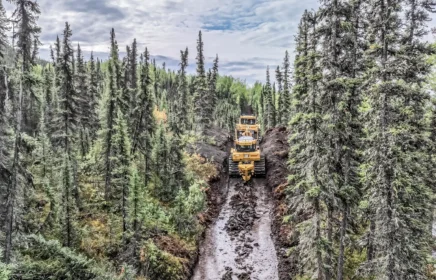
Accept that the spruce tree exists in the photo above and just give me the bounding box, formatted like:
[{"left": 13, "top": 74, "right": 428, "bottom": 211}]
[
  {"left": 177, "top": 48, "right": 189, "bottom": 133},
  {"left": 281, "top": 50, "right": 291, "bottom": 125},
  {"left": 0, "top": 0, "right": 8, "bottom": 59},
  {"left": 334, "top": 0, "right": 363, "bottom": 278},
  {"left": 103, "top": 28, "right": 122, "bottom": 202},
  {"left": 51, "top": 22, "right": 79, "bottom": 248},
  {"left": 9, "top": 0, "right": 41, "bottom": 133},
  {"left": 75, "top": 44, "right": 90, "bottom": 157},
  {"left": 131, "top": 48, "right": 155, "bottom": 188},
  {"left": 42, "top": 66, "right": 54, "bottom": 136},
  {"left": 288, "top": 11, "right": 325, "bottom": 279},
  {"left": 151, "top": 124, "right": 171, "bottom": 202},
  {"left": 3, "top": 61, "right": 25, "bottom": 264},
  {"left": 88, "top": 51, "right": 99, "bottom": 138},
  {"left": 128, "top": 39, "right": 138, "bottom": 125},
  {"left": 276, "top": 66, "right": 284, "bottom": 125},
  {"left": 35, "top": 80, "right": 57, "bottom": 235},
  {"left": 119, "top": 48, "right": 131, "bottom": 122},
  {"left": 194, "top": 31, "right": 210, "bottom": 131},
  {"left": 265, "top": 66, "right": 275, "bottom": 129},
  {"left": 209, "top": 54, "right": 219, "bottom": 114},
  {"left": 111, "top": 108, "right": 131, "bottom": 243},
  {"left": 361, "top": 0, "right": 434, "bottom": 278}
]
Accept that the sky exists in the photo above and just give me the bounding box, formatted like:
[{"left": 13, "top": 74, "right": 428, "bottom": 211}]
[{"left": 4, "top": 0, "right": 436, "bottom": 85}]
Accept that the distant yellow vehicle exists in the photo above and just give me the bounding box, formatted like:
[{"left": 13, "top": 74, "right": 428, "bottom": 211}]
[
  {"left": 229, "top": 116, "right": 266, "bottom": 182},
  {"left": 235, "top": 115, "right": 261, "bottom": 141}
]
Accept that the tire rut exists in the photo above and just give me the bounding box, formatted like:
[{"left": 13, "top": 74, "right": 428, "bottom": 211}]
[{"left": 192, "top": 178, "right": 278, "bottom": 280}]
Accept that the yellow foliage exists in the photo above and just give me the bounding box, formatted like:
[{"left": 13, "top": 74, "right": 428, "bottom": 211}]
[
  {"left": 154, "top": 107, "right": 167, "bottom": 123},
  {"left": 80, "top": 216, "right": 111, "bottom": 259},
  {"left": 185, "top": 153, "right": 219, "bottom": 182}
]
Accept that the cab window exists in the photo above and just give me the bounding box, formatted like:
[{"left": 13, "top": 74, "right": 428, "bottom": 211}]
[{"left": 236, "top": 144, "right": 256, "bottom": 152}]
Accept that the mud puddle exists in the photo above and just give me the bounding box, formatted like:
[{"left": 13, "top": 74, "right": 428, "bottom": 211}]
[{"left": 192, "top": 178, "right": 278, "bottom": 280}]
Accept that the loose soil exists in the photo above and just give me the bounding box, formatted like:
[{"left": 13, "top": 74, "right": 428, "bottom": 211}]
[
  {"left": 260, "top": 127, "right": 296, "bottom": 280},
  {"left": 192, "top": 178, "right": 278, "bottom": 280},
  {"left": 191, "top": 126, "right": 292, "bottom": 280}
]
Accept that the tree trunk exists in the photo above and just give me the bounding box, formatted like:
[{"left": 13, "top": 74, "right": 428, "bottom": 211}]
[
  {"left": 326, "top": 206, "right": 333, "bottom": 280},
  {"left": 315, "top": 198, "right": 324, "bottom": 280},
  {"left": 3, "top": 67, "right": 23, "bottom": 263},
  {"left": 337, "top": 205, "right": 348, "bottom": 280}
]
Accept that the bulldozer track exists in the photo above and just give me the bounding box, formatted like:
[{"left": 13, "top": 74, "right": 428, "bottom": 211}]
[
  {"left": 254, "top": 155, "right": 266, "bottom": 176},
  {"left": 228, "top": 156, "right": 266, "bottom": 178},
  {"left": 228, "top": 158, "right": 240, "bottom": 177}
]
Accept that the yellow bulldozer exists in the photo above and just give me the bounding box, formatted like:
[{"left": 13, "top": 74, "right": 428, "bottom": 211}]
[
  {"left": 229, "top": 115, "right": 266, "bottom": 182},
  {"left": 235, "top": 115, "right": 261, "bottom": 141}
]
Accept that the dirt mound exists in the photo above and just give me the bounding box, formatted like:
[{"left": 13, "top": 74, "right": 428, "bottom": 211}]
[
  {"left": 261, "top": 127, "right": 289, "bottom": 190},
  {"left": 225, "top": 183, "right": 257, "bottom": 235},
  {"left": 223, "top": 182, "right": 258, "bottom": 279},
  {"left": 260, "top": 127, "right": 295, "bottom": 280},
  {"left": 187, "top": 126, "right": 232, "bottom": 169}
]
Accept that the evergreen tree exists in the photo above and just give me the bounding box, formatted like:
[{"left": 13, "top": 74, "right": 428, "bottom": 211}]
[
  {"left": 209, "top": 54, "right": 219, "bottom": 114},
  {"left": 120, "top": 47, "right": 130, "bottom": 121},
  {"left": 131, "top": 47, "right": 155, "bottom": 188},
  {"left": 0, "top": 0, "right": 8, "bottom": 59},
  {"left": 281, "top": 50, "right": 291, "bottom": 125},
  {"left": 333, "top": 1, "right": 363, "bottom": 278},
  {"left": 34, "top": 88, "right": 57, "bottom": 235},
  {"left": 52, "top": 35, "right": 62, "bottom": 119},
  {"left": 276, "top": 66, "right": 284, "bottom": 125},
  {"left": 128, "top": 39, "right": 138, "bottom": 126},
  {"left": 9, "top": 0, "right": 41, "bottom": 71},
  {"left": 177, "top": 48, "right": 189, "bottom": 133},
  {"left": 259, "top": 86, "right": 267, "bottom": 133},
  {"left": 75, "top": 44, "right": 90, "bottom": 157},
  {"left": 288, "top": 11, "right": 325, "bottom": 279},
  {"left": 111, "top": 108, "right": 131, "bottom": 243},
  {"left": 194, "top": 31, "right": 210, "bottom": 131},
  {"left": 52, "top": 22, "right": 79, "bottom": 248},
  {"left": 151, "top": 124, "right": 172, "bottom": 202},
  {"left": 129, "top": 164, "right": 142, "bottom": 237},
  {"left": 9, "top": 0, "right": 41, "bottom": 133},
  {"left": 42, "top": 66, "right": 54, "bottom": 136},
  {"left": 265, "top": 66, "right": 275, "bottom": 129},
  {"left": 103, "top": 28, "right": 122, "bottom": 202},
  {"left": 3, "top": 63, "right": 25, "bottom": 264},
  {"left": 361, "top": 0, "right": 434, "bottom": 278},
  {"left": 292, "top": 11, "right": 309, "bottom": 124},
  {"left": 88, "top": 51, "right": 99, "bottom": 137}
]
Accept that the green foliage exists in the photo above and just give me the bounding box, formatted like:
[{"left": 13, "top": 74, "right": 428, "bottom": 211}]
[
  {"left": 141, "top": 241, "right": 185, "bottom": 280},
  {"left": 0, "top": 249, "right": 11, "bottom": 280},
  {"left": 11, "top": 235, "right": 124, "bottom": 280},
  {"left": 172, "top": 182, "right": 206, "bottom": 237}
]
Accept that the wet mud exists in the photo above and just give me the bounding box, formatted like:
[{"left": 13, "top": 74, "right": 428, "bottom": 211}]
[{"left": 192, "top": 178, "right": 278, "bottom": 280}]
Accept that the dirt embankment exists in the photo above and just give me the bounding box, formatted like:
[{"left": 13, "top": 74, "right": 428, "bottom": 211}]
[{"left": 260, "top": 127, "right": 296, "bottom": 280}]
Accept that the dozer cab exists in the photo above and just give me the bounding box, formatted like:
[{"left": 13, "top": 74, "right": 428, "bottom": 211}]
[
  {"left": 229, "top": 129, "right": 266, "bottom": 182},
  {"left": 236, "top": 115, "right": 261, "bottom": 142}
]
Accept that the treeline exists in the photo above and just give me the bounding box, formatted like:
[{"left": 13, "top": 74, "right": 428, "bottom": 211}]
[
  {"left": 0, "top": 0, "right": 252, "bottom": 279},
  {"left": 267, "top": 0, "right": 435, "bottom": 279}
]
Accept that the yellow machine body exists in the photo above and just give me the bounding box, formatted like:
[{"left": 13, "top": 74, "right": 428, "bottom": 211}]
[
  {"left": 236, "top": 115, "right": 260, "bottom": 141},
  {"left": 229, "top": 116, "right": 266, "bottom": 182}
]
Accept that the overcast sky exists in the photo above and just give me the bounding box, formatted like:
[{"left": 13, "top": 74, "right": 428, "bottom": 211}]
[{"left": 4, "top": 0, "right": 436, "bottom": 84}]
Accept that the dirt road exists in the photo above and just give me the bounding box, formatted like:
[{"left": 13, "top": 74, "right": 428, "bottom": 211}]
[{"left": 192, "top": 178, "right": 278, "bottom": 280}]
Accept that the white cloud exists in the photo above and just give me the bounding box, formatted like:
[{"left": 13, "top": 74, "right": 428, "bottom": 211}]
[{"left": 4, "top": 0, "right": 435, "bottom": 84}]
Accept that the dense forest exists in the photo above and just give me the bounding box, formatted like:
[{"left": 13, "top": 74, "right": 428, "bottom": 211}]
[
  {"left": 1, "top": 0, "right": 436, "bottom": 279},
  {"left": 0, "top": 0, "right": 259, "bottom": 279}
]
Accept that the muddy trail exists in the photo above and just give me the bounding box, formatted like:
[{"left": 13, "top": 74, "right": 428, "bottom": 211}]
[{"left": 192, "top": 178, "right": 278, "bottom": 280}]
